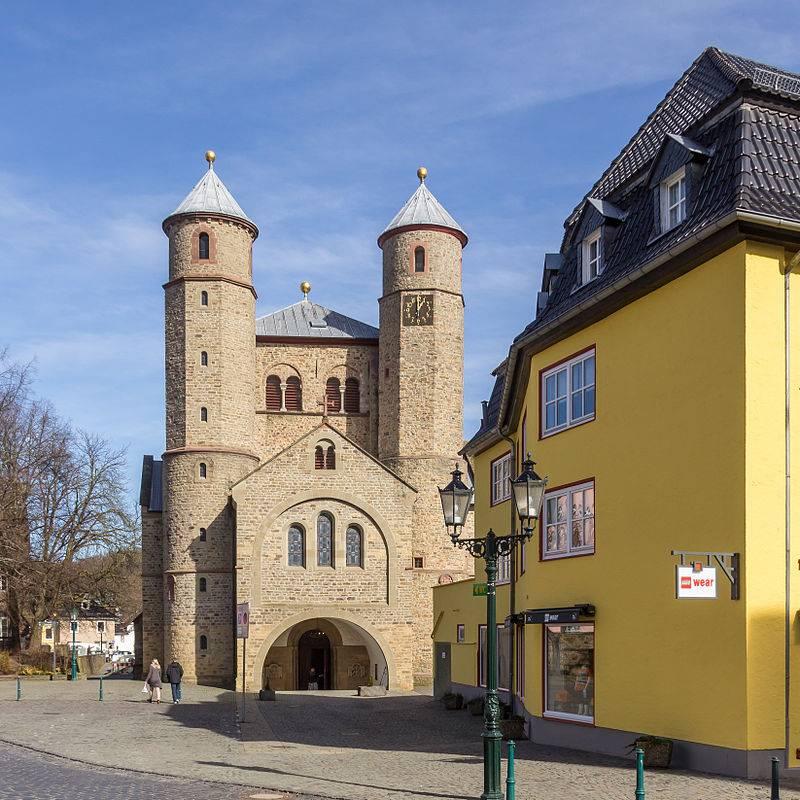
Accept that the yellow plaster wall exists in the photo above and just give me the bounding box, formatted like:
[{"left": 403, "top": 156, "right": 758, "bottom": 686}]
[
  {"left": 438, "top": 242, "right": 756, "bottom": 749},
  {"left": 743, "top": 242, "right": 786, "bottom": 752}
]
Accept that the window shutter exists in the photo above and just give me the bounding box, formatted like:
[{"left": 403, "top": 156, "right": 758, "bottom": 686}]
[
  {"left": 266, "top": 375, "right": 281, "bottom": 410},
  {"left": 314, "top": 446, "right": 324, "bottom": 470},
  {"left": 285, "top": 376, "right": 302, "bottom": 411},
  {"left": 326, "top": 378, "right": 341, "bottom": 412},
  {"left": 344, "top": 378, "right": 360, "bottom": 413},
  {"left": 575, "top": 240, "right": 583, "bottom": 286}
]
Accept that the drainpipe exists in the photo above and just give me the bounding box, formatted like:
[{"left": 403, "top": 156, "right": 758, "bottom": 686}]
[
  {"left": 785, "top": 250, "right": 800, "bottom": 767},
  {"left": 500, "top": 431, "right": 517, "bottom": 713}
]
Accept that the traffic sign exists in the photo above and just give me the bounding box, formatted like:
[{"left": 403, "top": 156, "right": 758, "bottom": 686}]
[{"left": 236, "top": 602, "right": 250, "bottom": 638}]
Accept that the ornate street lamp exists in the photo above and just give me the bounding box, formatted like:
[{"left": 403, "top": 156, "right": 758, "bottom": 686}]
[
  {"left": 69, "top": 607, "right": 78, "bottom": 682},
  {"left": 439, "top": 454, "right": 547, "bottom": 800}
]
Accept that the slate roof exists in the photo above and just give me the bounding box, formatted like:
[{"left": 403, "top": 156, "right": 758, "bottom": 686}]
[
  {"left": 165, "top": 163, "right": 253, "bottom": 227},
  {"left": 139, "top": 456, "right": 163, "bottom": 513},
  {"left": 468, "top": 47, "right": 800, "bottom": 450},
  {"left": 256, "top": 299, "right": 379, "bottom": 340},
  {"left": 381, "top": 180, "right": 466, "bottom": 243}
]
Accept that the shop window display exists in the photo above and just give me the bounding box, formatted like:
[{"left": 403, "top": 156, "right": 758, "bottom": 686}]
[{"left": 545, "top": 624, "right": 594, "bottom": 722}]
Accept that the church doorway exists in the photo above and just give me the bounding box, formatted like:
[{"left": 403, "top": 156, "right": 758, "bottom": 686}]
[
  {"left": 297, "top": 629, "right": 331, "bottom": 690},
  {"left": 261, "top": 616, "right": 388, "bottom": 692}
]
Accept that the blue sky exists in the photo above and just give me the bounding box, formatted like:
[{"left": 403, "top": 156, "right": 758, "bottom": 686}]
[{"left": 2, "top": 1, "right": 800, "bottom": 497}]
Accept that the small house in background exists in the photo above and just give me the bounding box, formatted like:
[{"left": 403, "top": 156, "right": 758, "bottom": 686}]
[
  {"left": 114, "top": 616, "right": 137, "bottom": 653},
  {"left": 33, "top": 600, "right": 119, "bottom": 654}
]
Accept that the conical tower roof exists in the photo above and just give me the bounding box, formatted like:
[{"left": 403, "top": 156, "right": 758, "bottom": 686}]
[
  {"left": 163, "top": 151, "right": 256, "bottom": 233},
  {"left": 379, "top": 167, "right": 467, "bottom": 246}
]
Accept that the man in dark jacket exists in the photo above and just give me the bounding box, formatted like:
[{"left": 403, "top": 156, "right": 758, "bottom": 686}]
[{"left": 166, "top": 659, "right": 184, "bottom": 704}]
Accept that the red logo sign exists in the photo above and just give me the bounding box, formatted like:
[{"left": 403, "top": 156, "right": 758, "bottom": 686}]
[{"left": 680, "top": 576, "right": 692, "bottom": 590}]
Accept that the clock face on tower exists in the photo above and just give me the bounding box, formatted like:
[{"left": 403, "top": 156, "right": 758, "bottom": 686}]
[{"left": 402, "top": 294, "right": 434, "bottom": 326}]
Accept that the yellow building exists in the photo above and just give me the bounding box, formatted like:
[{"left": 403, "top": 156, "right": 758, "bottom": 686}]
[{"left": 433, "top": 47, "right": 800, "bottom": 779}]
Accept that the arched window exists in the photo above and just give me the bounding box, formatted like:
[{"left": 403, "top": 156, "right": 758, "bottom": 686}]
[
  {"left": 199, "top": 635, "right": 208, "bottom": 651},
  {"left": 326, "top": 444, "right": 336, "bottom": 469},
  {"left": 317, "top": 513, "right": 334, "bottom": 567},
  {"left": 201, "top": 291, "right": 208, "bottom": 306},
  {"left": 346, "top": 525, "right": 363, "bottom": 567},
  {"left": 266, "top": 375, "right": 281, "bottom": 411},
  {"left": 314, "top": 445, "right": 324, "bottom": 470},
  {"left": 326, "top": 377, "right": 341, "bottom": 412},
  {"left": 285, "top": 376, "right": 302, "bottom": 411},
  {"left": 199, "top": 527, "right": 207, "bottom": 542},
  {"left": 201, "top": 351, "right": 208, "bottom": 366},
  {"left": 199, "top": 462, "right": 207, "bottom": 479},
  {"left": 198, "top": 232, "right": 210, "bottom": 260},
  {"left": 200, "top": 406, "right": 208, "bottom": 422},
  {"left": 344, "top": 378, "right": 360, "bottom": 413},
  {"left": 414, "top": 246, "right": 425, "bottom": 273},
  {"left": 199, "top": 577, "right": 207, "bottom": 592},
  {"left": 288, "top": 525, "right": 305, "bottom": 567},
  {"left": 167, "top": 574, "right": 176, "bottom": 602}
]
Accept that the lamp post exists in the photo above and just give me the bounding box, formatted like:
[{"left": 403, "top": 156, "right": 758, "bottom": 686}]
[
  {"left": 439, "top": 455, "right": 547, "bottom": 800},
  {"left": 69, "top": 607, "right": 78, "bottom": 682}
]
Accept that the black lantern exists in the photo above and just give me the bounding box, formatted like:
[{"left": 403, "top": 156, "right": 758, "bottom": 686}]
[
  {"left": 511, "top": 454, "right": 547, "bottom": 528},
  {"left": 438, "top": 466, "right": 473, "bottom": 536}
]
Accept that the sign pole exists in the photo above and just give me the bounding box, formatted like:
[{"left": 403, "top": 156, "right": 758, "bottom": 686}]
[{"left": 242, "top": 636, "right": 246, "bottom": 723}]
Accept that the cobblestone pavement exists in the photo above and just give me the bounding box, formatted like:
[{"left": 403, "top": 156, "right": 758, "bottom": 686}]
[
  {"left": 0, "top": 677, "right": 796, "bottom": 800},
  {"left": 0, "top": 741, "right": 287, "bottom": 800}
]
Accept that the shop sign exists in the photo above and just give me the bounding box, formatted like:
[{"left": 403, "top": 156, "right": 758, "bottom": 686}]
[
  {"left": 676, "top": 565, "right": 717, "bottom": 598},
  {"left": 525, "top": 608, "right": 582, "bottom": 624},
  {"left": 473, "top": 583, "right": 488, "bottom": 596}
]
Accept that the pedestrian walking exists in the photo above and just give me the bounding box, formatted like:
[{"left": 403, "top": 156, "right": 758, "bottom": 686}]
[
  {"left": 145, "top": 658, "right": 162, "bottom": 704},
  {"left": 308, "top": 666, "right": 319, "bottom": 691},
  {"left": 166, "top": 658, "right": 184, "bottom": 704}
]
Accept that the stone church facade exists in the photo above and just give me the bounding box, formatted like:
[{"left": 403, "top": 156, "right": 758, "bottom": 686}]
[{"left": 140, "top": 154, "right": 473, "bottom": 690}]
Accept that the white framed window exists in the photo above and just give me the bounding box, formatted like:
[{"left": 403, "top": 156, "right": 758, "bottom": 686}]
[
  {"left": 661, "top": 167, "right": 687, "bottom": 231},
  {"left": 545, "top": 623, "right": 594, "bottom": 723},
  {"left": 491, "top": 452, "right": 512, "bottom": 505},
  {"left": 581, "top": 230, "right": 602, "bottom": 284},
  {"left": 543, "top": 481, "right": 595, "bottom": 559},
  {"left": 497, "top": 552, "right": 511, "bottom": 584},
  {"left": 477, "top": 623, "right": 512, "bottom": 690},
  {"left": 542, "top": 349, "right": 595, "bottom": 435},
  {"left": 0, "top": 616, "right": 8, "bottom": 638},
  {"left": 0, "top": 575, "right": 6, "bottom": 591}
]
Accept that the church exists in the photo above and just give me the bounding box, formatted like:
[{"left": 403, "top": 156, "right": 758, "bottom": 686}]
[{"left": 139, "top": 153, "right": 473, "bottom": 690}]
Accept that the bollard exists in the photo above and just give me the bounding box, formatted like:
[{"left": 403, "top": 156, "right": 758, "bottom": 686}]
[
  {"left": 506, "top": 739, "right": 516, "bottom": 800},
  {"left": 15, "top": 676, "right": 21, "bottom": 701},
  {"left": 99, "top": 675, "right": 104, "bottom": 702},
  {"left": 771, "top": 756, "right": 780, "bottom": 800},
  {"left": 635, "top": 747, "right": 645, "bottom": 800}
]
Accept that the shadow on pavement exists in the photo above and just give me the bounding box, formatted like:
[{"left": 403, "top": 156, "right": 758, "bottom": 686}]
[{"left": 196, "top": 759, "right": 475, "bottom": 800}]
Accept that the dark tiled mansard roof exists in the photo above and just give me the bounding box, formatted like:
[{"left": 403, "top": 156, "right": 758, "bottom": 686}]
[{"left": 471, "top": 48, "right": 800, "bottom": 450}]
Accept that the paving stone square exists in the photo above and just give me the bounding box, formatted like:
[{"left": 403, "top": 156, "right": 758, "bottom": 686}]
[{"left": 0, "top": 677, "right": 796, "bottom": 800}]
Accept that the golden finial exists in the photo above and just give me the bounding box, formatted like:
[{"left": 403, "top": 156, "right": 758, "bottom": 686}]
[
  {"left": 205, "top": 150, "right": 216, "bottom": 168},
  {"left": 300, "top": 281, "right": 311, "bottom": 299},
  {"left": 417, "top": 166, "right": 428, "bottom": 183}
]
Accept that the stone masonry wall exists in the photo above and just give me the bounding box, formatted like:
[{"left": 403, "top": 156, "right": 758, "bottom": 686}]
[
  {"left": 254, "top": 341, "right": 378, "bottom": 457},
  {"left": 231, "top": 423, "right": 418, "bottom": 690},
  {"left": 141, "top": 510, "right": 164, "bottom": 669},
  {"left": 378, "top": 228, "right": 473, "bottom": 683}
]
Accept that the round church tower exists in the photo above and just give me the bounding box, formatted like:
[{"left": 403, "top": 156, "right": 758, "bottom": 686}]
[
  {"left": 377, "top": 167, "right": 473, "bottom": 685},
  {"left": 161, "top": 152, "right": 259, "bottom": 687}
]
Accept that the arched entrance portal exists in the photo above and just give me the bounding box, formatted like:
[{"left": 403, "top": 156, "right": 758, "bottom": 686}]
[
  {"left": 297, "top": 629, "right": 331, "bottom": 690},
  {"left": 262, "top": 617, "right": 389, "bottom": 691}
]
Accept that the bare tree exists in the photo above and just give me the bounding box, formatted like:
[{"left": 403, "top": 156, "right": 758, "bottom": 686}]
[{"left": 0, "top": 352, "right": 138, "bottom": 647}]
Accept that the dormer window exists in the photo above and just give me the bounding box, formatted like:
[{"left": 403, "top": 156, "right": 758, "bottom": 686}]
[
  {"left": 661, "top": 167, "right": 687, "bottom": 231},
  {"left": 581, "top": 230, "right": 602, "bottom": 284}
]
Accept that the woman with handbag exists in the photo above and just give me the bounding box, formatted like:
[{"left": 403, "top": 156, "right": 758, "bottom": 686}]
[{"left": 144, "top": 658, "right": 163, "bottom": 703}]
